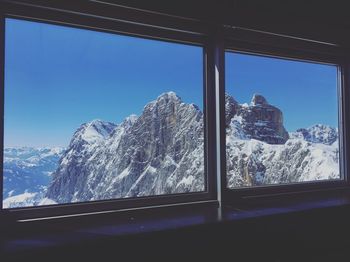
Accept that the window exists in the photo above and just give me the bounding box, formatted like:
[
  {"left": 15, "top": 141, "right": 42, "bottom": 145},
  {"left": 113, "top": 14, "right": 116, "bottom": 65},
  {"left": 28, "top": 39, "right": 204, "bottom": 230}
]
[
  {"left": 0, "top": 1, "right": 348, "bottom": 220},
  {"left": 3, "top": 18, "right": 206, "bottom": 208},
  {"left": 225, "top": 52, "right": 341, "bottom": 188}
]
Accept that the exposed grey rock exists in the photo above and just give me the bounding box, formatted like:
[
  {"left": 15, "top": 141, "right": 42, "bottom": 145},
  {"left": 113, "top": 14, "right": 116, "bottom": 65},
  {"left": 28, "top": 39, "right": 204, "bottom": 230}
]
[
  {"left": 251, "top": 93, "right": 268, "bottom": 105},
  {"left": 226, "top": 93, "right": 289, "bottom": 144},
  {"left": 45, "top": 91, "right": 339, "bottom": 203},
  {"left": 46, "top": 92, "right": 204, "bottom": 203},
  {"left": 225, "top": 93, "right": 239, "bottom": 126},
  {"left": 225, "top": 94, "right": 339, "bottom": 188}
]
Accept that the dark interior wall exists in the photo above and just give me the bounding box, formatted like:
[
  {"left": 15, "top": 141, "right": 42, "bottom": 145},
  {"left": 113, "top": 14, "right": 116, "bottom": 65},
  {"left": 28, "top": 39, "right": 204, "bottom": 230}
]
[
  {"left": 7, "top": 0, "right": 350, "bottom": 46},
  {"left": 97, "top": 0, "right": 350, "bottom": 46}
]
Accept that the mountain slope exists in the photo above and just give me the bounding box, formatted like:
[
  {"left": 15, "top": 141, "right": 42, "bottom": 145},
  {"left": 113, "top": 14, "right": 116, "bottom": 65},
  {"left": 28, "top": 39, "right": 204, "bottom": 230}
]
[
  {"left": 6, "top": 91, "right": 340, "bottom": 208},
  {"left": 225, "top": 93, "right": 340, "bottom": 187},
  {"left": 46, "top": 92, "right": 205, "bottom": 203}
]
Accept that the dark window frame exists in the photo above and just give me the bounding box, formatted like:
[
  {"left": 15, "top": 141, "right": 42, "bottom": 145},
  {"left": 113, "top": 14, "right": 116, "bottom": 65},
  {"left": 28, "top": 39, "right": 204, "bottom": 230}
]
[
  {"left": 220, "top": 27, "right": 350, "bottom": 203},
  {"left": 1, "top": 0, "right": 350, "bottom": 221},
  {"left": 0, "top": 1, "right": 218, "bottom": 219}
]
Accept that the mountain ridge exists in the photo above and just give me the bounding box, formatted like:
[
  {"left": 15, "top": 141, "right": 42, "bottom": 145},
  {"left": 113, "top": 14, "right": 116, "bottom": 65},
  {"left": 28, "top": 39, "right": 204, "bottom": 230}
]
[
  {"left": 3, "top": 91, "right": 340, "bottom": 207},
  {"left": 46, "top": 91, "right": 205, "bottom": 203}
]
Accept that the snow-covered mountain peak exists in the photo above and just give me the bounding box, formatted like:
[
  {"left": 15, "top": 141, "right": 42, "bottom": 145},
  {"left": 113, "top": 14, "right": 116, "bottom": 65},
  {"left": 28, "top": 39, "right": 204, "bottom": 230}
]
[
  {"left": 292, "top": 124, "right": 338, "bottom": 145},
  {"left": 157, "top": 91, "right": 181, "bottom": 101},
  {"left": 46, "top": 91, "right": 204, "bottom": 203},
  {"left": 251, "top": 93, "right": 268, "bottom": 106},
  {"left": 72, "top": 119, "right": 116, "bottom": 145},
  {"left": 143, "top": 91, "right": 186, "bottom": 115},
  {"left": 120, "top": 114, "right": 138, "bottom": 129},
  {"left": 156, "top": 91, "right": 182, "bottom": 105},
  {"left": 125, "top": 114, "right": 138, "bottom": 122},
  {"left": 5, "top": 91, "right": 340, "bottom": 208}
]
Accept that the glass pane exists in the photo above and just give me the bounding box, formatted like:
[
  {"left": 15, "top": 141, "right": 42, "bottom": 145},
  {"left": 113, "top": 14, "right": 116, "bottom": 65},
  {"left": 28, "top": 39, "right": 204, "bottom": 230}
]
[
  {"left": 225, "top": 52, "right": 340, "bottom": 188},
  {"left": 3, "top": 18, "right": 205, "bottom": 208}
]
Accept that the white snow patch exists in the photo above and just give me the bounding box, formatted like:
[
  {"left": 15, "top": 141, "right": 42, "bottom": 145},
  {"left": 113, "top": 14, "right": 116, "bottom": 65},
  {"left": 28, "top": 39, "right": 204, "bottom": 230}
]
[
  {"left": 38, "top": 198, "right": 57, "bottom": 206},
  {"left": 177, "top": 175, "right": 194, "bottom": 187}
]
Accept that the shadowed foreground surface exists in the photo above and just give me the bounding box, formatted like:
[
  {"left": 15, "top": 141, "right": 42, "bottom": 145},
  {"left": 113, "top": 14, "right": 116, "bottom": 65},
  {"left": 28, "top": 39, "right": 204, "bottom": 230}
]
[{"left": 2, "top": 195, "right": 350, "bottom": 262}]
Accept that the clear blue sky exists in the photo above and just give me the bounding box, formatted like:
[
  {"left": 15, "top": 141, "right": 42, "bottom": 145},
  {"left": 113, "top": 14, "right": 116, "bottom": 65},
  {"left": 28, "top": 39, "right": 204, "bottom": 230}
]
[
  {"left": 4, "top": 19, "right": 339, "bottom": 148},
  {"left": 226, "top": 52, "right": 339, "bottom": 131},
  {"left": 4, "top": 18, "right": 203, "bottom": 147}
]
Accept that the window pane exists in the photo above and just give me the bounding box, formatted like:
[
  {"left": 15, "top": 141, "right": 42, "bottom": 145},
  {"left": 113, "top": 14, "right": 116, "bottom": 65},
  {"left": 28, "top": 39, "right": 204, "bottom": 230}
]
[
  {"left": 3, "top": 18, "right": 205, "bottom": 208},
  {"left": 225, "top": 52, "right": 340, "bottom": 188}
]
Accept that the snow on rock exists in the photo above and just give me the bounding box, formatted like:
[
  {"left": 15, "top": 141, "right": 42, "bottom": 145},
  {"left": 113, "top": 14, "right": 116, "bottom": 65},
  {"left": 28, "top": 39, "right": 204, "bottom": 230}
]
[
  {"left": 75, "top": 119, "right": 116, "bottom": 145},
  {"left": 225, "top": 94, "right": 340, "bottom": 188},
  {"left": 291, "top": 124, "right": 338, "bottom": 145},
  {"left": 46, "top": 91, "right": 204, "bottom": 204},
  {"left": 38, "top": 197, "right": 57, "bottom": 206},
  {"left": 3, "top": 191, "right": 57, "bottom": 208},
  {"left": 7, "top": 91, "right": 340, "bottom": 208},
  {"left": 3, "top": 192, "right": 38, "bottom": 208}
]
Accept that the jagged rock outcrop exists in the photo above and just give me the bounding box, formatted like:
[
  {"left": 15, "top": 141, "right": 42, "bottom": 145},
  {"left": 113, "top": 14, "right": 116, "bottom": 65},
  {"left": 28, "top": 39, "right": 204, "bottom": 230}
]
[
  {"left": 44, "top": 91, "right": 339, "bottom": 203},
  {"left": 46, "top": 92, "right": 204, "bottom": 203},
  {"left": 4, "top": 90, "right": 341, "bottom": 208},
  {"left": 226, "top": 93, "right": 289, "bottom": 144},
  {"left": 225, "top": 93, "right": 339, "bottom": 188},
  {"left": 225, "top": 93, "right": 239, "bottom": 126}
]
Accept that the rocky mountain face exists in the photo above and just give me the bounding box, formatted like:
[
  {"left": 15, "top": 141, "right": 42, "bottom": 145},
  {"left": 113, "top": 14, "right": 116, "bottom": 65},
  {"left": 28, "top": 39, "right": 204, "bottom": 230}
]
[
  {"left": 46, "top": 92, "right": 204, "bottom": 204},
  {"left": 225, "top": 93, "right": 339, "bottom": 187},
  {"left": 226, "top": 93, "right": 289, "bottom": 144},
  {"left": 5, "top": 91, "right": 340, "bottom": 208}
]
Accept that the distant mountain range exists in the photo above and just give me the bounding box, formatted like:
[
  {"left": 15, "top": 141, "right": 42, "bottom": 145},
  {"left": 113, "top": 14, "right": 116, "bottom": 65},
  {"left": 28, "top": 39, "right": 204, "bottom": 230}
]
[
  {"left": 3, "top": 147, "right": 64, "bottom": 197},
  {"left": 3, "top": 147, "right": 64, "bottom": 208},
  {"left": 3, "top": 91, "right": 340, "bottom": 208}
]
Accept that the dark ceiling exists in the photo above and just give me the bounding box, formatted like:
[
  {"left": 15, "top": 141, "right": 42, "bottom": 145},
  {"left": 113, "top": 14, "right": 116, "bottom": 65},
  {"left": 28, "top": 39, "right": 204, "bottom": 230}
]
[
  {"left": 3, "top": 0, "right": 350, "bottom": 47},
  {"left": 98, "top": 0, "right": 350, "bottom": 47}
]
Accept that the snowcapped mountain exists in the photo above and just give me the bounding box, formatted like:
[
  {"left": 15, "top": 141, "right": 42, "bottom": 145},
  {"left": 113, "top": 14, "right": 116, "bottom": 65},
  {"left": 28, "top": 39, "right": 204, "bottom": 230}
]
[
  {"left": 3, "top": 147, "right": 65, "bottom": 198},
  {"left": 290, "top": 124, "right": 338, "bottom": 145},
  {"left": 225, "top": 93, "right": 340, "bottom": 187},
  {"left": 46, "top": 92, "right": 204, "bottom": 204},
  {"left": 5, "top": 91, "right": 340, "bottom": 207}
]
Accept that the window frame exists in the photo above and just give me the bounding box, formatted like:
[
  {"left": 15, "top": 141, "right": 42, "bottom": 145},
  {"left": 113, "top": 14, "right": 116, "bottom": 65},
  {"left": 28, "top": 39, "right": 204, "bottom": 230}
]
[
  {"left": 1, "top": 0, "right": 350, "bottom": 221},
  {"left": 0, "top": 1, "right": 218, "bottom": 219},
  {"left": 220, "top": 27, "right": 350, "bottom": 202}
]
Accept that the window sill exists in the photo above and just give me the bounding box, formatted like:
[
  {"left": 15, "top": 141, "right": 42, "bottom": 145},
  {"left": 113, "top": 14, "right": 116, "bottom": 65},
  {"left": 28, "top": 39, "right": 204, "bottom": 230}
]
[{"left": 1, "top": 190, "right": 350, "bottom": 260}]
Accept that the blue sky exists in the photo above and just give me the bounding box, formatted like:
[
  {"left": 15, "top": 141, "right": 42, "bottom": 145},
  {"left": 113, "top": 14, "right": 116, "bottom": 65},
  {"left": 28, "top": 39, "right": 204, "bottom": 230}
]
[
  {"left": 226, "top": 52, "right": 339, "bottom": 131},
  {"left": 4, "top": 18, "right": 203, "bottom": 147},
  {"left": 4, "top": 19, "right": 339, "bottom": 148}
]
